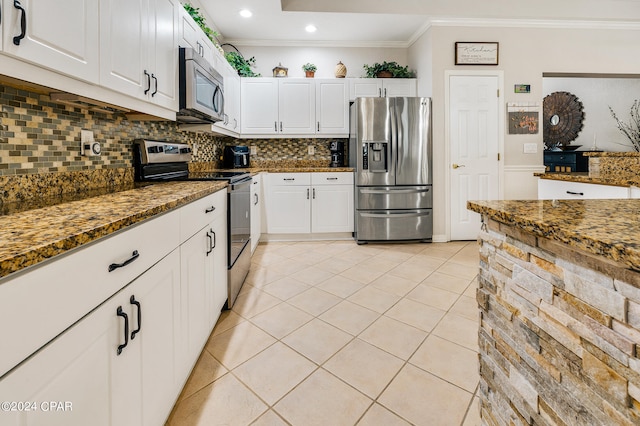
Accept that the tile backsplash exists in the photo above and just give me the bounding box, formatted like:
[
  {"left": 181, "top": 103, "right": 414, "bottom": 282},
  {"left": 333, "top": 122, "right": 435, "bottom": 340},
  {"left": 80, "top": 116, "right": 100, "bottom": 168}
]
[{"left": 0, "top": 84, "right": 346, "bottom": 177}]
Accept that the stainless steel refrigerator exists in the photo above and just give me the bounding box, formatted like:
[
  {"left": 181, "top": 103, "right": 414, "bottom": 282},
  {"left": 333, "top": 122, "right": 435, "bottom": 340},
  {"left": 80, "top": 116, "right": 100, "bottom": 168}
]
[{"left": 349, "top": 97, "right": 433, "bottom": 243}]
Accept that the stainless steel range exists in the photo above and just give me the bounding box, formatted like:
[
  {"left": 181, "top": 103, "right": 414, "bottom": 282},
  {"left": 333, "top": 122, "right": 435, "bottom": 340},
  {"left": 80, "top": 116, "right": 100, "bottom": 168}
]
[{"left": 133, "top": 139, "right": 251, "bottom": 309}]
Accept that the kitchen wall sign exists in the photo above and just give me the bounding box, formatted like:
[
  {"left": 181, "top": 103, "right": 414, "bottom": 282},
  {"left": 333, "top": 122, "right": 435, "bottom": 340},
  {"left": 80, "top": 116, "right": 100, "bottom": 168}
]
[
  {"left": 455, "top": 42, "right": 499, "bottom": 65},
  {"left": 507, "top": 102, "right": 540, "bottom": 135}
]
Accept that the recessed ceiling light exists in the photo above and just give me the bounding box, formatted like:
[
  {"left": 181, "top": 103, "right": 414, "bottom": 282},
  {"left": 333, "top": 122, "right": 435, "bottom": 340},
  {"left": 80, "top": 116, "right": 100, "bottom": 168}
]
[
  {"left": 305, "top": 24, "right": 317, "bottom": 33},
  {"left": 239, "top": 9, "right": 252, "bottom": 18}
]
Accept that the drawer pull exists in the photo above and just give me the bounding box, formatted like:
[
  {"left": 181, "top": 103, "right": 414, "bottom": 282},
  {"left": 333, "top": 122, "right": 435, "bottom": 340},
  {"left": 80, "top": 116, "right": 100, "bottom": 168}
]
[
  {"left": 130, "top": 295, "right": 142, "bottom": 340},
  {"left": 566, "top": 191, "right": 584, "bottom": 196},
  {"left": 108, "top": 250, "right": 140, "bottom": 272},
  {"left": 326, "top": 177, "right": 338, "bottom": 180},
  {"left": 205, "top": 206, "right": 216, "bottom": 213},
  {"left": 211, "top": 229, "right": 216, "bottom": 249},
  {"left": 116, "top": 307, "right": 129, "bottom": 355},
  {"left": 283, "top": 178, "right": 295, "bottom": 181}
]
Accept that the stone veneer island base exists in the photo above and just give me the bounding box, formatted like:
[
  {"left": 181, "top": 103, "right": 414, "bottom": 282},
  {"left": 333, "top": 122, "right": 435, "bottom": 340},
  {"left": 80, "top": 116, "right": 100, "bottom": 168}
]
[{"left": 468, "top": 199, "right": 640, "bottom": 426}]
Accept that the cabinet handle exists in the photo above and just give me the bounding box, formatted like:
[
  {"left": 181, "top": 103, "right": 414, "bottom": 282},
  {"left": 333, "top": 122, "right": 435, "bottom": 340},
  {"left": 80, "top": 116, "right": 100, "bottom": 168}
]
[
  {"left": 254, "top": 193, "right": 259, "bottom": 205},
  {"left": 274, "top": 121, "right": 277, "bottom": 132},
  {"left": 378, "top": 88, "right": 382, "bottom": 97},
  {"left": 151, "top": 73, "right": 158, "bottom": 97},
  {"left": 130, "top": 295, "right": 142, "bottom": 340},
  {"left": 12, "top": 0, "right": 27, "bottom": 46},
  {"left": 233, "top": 118, "right": 237, "bottom": 129},
  {"left": 206, "top": 231, "right": 213, "bottom": 256},
  {"left": 280, "top": 122, "right": 283, "bottom": 132},
  {"left": 205, "top": 206, "right": 216, "bottom": 213},
  {"left": 307, "top": 188, "right": 310, "bottom": 199},
  {"left": 326, "top": 177, "right": 338, "bottom": 180},
  {"left": 566, "top": 191, "right": 584, "bottom": 196},
  {"left": 317, "top": 122, "right": 320, "bottom": 132},
  {"left": 108, "top": 250, "right": 140, "bottom": 272},
  {"left": 312, "top": 188, "right": 316, "bottom": 199},
  {"left": 144, "top": 70, "right": 151, "bottom": 95},
  {"left": 283, "top": 178, "right": 295, "bottom": 181},
  {"left": 116, "top": 306, "right": 129, "bottom": 355}
]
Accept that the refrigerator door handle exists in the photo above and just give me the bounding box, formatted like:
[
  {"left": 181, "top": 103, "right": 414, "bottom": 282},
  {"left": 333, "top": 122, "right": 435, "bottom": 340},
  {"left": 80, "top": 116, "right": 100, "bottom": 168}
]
[
  {"left": 360, "top": 211, "right": 431, "bottom": 218},
  {"left": 360, "top": 188, "right": 430, "bottom": 194}
]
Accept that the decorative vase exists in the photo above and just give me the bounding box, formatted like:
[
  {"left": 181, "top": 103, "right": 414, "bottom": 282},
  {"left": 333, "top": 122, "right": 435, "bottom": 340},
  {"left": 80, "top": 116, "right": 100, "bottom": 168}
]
[
  {"left": 376, "top": 70, "right": 393, "bottom": 78},
  {"left": 334, "top": 61, "right": 347, "bottom": 78},
  {"left": 305, "top": 70, "right": 315, "bottom": 78}
]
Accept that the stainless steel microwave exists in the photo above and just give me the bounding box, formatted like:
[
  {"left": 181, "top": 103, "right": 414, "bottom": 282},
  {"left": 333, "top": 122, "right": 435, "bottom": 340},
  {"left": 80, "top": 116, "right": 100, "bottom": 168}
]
[{"left": 177, "top": 47, "right": 224, "bottom": 124}]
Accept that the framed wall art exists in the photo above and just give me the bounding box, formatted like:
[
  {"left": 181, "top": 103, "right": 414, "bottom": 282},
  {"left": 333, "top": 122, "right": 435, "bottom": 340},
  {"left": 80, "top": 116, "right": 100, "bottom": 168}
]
[{"left": 455, "top": 42, "right": 499, "bottom": 65}]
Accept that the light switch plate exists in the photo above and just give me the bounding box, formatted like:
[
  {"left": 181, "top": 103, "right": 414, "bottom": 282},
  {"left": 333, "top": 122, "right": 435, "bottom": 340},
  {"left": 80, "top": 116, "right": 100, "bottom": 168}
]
[
  {"left": 523, "top": 143, "right": 537, "bottom": 154},
  {"left": 308, "top": 146, "right": 315, "bottom": 155}
]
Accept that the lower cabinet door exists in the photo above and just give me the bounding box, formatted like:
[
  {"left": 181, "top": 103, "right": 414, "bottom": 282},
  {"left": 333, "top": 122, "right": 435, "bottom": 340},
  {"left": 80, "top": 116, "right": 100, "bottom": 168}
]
[
  {"left": 266, "top": 185, "right": 311, "bottom": 233},
  {"left": 312, "top": 184, "right": 354, "bottom": 233},
  {"left": 0, "top": 250, "right": 182, "bottom": 426}
]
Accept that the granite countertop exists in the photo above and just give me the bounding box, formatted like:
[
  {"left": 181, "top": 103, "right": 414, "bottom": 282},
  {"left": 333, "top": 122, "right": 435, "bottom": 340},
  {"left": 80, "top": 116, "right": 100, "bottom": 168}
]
[
  {"left": 467, "top": 199, "right": 640, "bottom": 270},
  {"left": 0, "top": 181, "right": 227, "bottom": 280},
  {"left": 535, "top": 172, "right": 640, "bottom": 188}
]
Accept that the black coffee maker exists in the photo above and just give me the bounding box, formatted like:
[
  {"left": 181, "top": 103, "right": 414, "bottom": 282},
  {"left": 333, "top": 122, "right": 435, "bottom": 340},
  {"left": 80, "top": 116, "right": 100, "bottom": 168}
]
[{"left": 329, "top": 141, "right": 345, "bottom": 167}]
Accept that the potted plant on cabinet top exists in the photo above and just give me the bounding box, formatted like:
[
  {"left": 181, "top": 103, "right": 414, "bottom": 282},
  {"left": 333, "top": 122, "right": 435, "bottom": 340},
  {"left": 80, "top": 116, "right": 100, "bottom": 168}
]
[
  {"left": 363, "top": 61, "right": 415, "bottom": 78},
  {"left": 302, "top": 63, "right": 317, "bottom": 78}
]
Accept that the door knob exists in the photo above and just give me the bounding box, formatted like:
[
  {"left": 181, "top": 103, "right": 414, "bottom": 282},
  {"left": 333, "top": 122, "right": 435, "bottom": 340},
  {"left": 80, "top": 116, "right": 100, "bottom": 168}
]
[{"left": 452, "top": 163, "right": 466, "bottom": 169}]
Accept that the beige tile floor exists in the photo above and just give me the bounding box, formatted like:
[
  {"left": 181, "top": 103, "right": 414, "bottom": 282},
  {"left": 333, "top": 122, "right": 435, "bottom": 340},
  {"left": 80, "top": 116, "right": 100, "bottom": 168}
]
[{"left": 167, "top": 240, "right": 481, "bottom": 426}]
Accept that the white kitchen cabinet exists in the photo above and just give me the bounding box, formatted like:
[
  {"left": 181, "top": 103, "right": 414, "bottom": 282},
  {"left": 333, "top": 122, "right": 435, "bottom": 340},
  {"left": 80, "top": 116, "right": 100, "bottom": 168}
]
[
  {"left": 265, "top": 172, "right": 354, "bottom": 235},
  {"left": 311, "top": 173, "right": 354, "bottom": 233},
  {"left": 251, "top": 173, "right": 263, "bottom": 253},
  {"left": 100, "top": 0, "right": 179, "bottom": 110},
  {"left": 537, "top": 179, "right": 630, "bottom": 199},
  {"left": 630, "top": 186, "right": 640, "bottom": 199},
  {"left": 0, "top": 249, "right": 182, "bottom": 426},
  {"left": 178, "top": 4, "right": 215, "bottom": 65},
  {"left": 213, "top": 63, "right": 241, "bottom": 136},
  {"left": 2, "top": 0, "right": 99, "bottom": 83},
  {"left": 349, "top": 78, "right": 417, "bottom": 100},
  {"left": 316, "top": 79, "right": 349, "bottom": 135},
  {"left": 179, "top": 189, "right": 227, "bottom": 371},
  {"left": 241, "top": 78, "right": 318, "bottom": 136},
  {"left": 241, "top": 78, "right": 279, "bottom": 134}
]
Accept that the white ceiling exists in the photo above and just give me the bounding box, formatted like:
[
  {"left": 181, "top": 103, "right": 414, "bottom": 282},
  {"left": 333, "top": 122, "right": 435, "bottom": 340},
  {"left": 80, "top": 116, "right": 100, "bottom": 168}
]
[{"left": 196, "top": 0, "right": 640, "bottom": 47}]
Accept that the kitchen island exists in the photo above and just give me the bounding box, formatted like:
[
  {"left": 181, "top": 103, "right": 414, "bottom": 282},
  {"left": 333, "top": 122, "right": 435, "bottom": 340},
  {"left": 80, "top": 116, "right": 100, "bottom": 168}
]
[{"left": 468, "top": 198, "right": 640, "bottom": 425}]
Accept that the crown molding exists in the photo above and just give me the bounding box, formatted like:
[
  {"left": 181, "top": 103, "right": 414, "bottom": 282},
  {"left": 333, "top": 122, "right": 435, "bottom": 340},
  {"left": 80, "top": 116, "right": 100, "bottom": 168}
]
[
  {"left": 224, "top": 38, "right": 409, "bottom": 49},
  {"left": 227, "top": 17, "right": 640, "bottom": 50}
]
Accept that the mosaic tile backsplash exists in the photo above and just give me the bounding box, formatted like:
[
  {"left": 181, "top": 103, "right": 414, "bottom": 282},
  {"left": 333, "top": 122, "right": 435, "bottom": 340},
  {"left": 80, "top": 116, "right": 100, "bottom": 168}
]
[{"left": 0, "top": 83, "right": 346, "bottom": 201}]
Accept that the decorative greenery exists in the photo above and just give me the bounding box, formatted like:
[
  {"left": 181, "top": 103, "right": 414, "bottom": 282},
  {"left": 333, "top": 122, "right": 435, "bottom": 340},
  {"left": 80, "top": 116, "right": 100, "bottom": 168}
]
[
  {"left": 182, "top": 3, "right": 219, "bottom": 43},
  {"left": 225, "top": 51, "right": 261, "bottom": 77},
  {"left": 302, "top": 63, "right": 317, "bottom": 72},
  {"left": 609, "top": 101, "right": 640, "bottom": 152},
  {"left": 363, "top": 61, "right": 415, "bottom": 78}
]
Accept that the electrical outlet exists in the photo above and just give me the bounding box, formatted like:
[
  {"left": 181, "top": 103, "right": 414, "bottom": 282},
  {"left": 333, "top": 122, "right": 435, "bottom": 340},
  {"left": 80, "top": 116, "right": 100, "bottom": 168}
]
[
  {"left": 308, "top": 146, "right": 315, "bottom": 155},
  {"left": 192, "top": 143, "right": 198, "bottom": 156},
  {"left": 250, "top": 145, "right": 257, "bottom": 155},
  {"left": 523, "top": 143, "right": 537, "bottom": 154}
]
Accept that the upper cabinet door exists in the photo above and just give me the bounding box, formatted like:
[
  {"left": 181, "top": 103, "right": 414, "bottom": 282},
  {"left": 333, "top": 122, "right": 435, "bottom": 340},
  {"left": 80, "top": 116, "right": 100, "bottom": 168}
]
[
  {"left": 279, "top": 79, "right": 315, "bottom": 134},
  {"left": 3, "top": 0, "right": 99, "bottom": 83},
  {"left": 241, "top": 78, "right": 279, "bottom": 134},
  {"left": 316, "top": 79, "right": 349, "bottom": 135},
  {"left": 349, "top": 79, "right": 383, "bottom": 99},
  {"left": 147, "top": 0, "right": 179, "bottom": 110},
  {"left": 382, "top": 79, "right": 417, "bottom": 97},
  {"left": 99, "top": 0, "right": 148, "bottom": 98}
]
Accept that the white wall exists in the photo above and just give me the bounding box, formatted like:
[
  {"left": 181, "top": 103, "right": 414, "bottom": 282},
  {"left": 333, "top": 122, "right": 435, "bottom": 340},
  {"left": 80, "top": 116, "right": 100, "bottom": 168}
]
[
  {"left": 228, "top": 45, "right": 409, "bottom": 79},
  {"left": 543, "top": 77, "right": 640, "bottom": 152},
  {"left": 408, "top": 24, "right": 640, "bottom": 240}
]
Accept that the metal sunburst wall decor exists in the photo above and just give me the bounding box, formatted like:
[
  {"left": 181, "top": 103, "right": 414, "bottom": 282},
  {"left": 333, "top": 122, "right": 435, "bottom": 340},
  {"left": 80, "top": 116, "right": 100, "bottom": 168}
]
[{"left": 543, "top": 91, "right": 585, "bottom": 148}]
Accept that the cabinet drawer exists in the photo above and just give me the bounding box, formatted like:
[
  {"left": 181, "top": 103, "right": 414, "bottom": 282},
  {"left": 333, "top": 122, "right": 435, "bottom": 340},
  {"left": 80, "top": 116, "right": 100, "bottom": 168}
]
[
  {"left": 538, "top": 179, "right": 630, "bottom": 199},
  {"left": 179, "top": 189, "right": 227, "bottom": 242},
  {"left": 269, "top": 173, "right": 311, "bottom": 186},
  {"left": 0, "top": 209, "right": 180, "bottom": 378},
  {"left": 311, "top": 172, "right": 354, "bottom": 185}
]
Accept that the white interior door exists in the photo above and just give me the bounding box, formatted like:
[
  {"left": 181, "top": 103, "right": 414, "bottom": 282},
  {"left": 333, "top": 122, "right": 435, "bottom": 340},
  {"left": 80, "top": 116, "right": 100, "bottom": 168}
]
[{"left": 449, "top": 75, "right": 500, "bottom": 240}]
